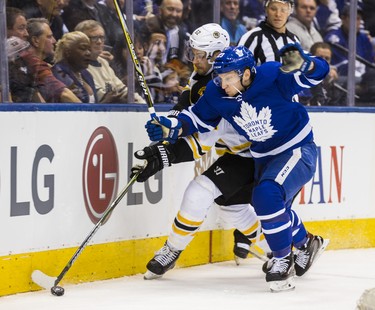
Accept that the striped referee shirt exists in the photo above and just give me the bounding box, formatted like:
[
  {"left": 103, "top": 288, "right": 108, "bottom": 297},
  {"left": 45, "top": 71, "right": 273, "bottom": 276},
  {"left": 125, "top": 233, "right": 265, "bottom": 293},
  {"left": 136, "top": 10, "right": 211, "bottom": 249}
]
[{"left": 238, "top": 21, "right": 300, "bottom": 65}]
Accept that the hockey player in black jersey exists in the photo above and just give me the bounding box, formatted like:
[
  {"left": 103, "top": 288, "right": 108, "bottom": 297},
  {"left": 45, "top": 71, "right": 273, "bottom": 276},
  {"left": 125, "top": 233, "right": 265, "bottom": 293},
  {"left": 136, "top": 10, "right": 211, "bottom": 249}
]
[{"left": 132, "top": 23, "right": 270, "bottom": 280}]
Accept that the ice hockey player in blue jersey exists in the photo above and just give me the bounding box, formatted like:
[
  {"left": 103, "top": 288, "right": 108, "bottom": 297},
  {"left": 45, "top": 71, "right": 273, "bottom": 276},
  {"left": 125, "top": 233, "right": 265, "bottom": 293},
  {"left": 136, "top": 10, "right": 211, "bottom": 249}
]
[{"left": 145, "top": 42, "right": 330, "bottom": 292}]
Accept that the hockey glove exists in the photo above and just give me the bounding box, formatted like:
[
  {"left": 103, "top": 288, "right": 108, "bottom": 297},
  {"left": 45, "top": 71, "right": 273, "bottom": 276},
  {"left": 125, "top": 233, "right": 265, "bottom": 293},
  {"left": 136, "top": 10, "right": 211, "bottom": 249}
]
[
  {"left": 145, "top": 116, "right": 182, "bottom": 143},
  {"left": 130, "top": 142, "right": 176, "bottom": 182},
  {"left": 279, "top": 42, "right": 313, "bottom": 74}
]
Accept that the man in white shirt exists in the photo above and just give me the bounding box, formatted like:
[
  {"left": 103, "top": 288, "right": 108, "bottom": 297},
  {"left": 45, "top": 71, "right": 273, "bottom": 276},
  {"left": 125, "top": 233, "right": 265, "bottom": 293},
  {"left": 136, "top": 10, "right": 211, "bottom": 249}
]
[
  {"left": 286, "top": 0, "right": 322, "bottom": 51},
  {"left": 75, "top": 20, "right": 145, "bottom": 103}
]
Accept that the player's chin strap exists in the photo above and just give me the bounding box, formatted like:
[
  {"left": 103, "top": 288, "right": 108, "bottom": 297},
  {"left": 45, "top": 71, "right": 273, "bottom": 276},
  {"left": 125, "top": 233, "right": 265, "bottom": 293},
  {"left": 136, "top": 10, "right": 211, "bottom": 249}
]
[
  {"left": 239, "top": 67, "right": 255, "bottom": 92},
  {"left": 234, "top": 75, "right": 254, "bottom": 95},
  {"left": 233, "top": 85, "right": 243, "bottom": 95}
]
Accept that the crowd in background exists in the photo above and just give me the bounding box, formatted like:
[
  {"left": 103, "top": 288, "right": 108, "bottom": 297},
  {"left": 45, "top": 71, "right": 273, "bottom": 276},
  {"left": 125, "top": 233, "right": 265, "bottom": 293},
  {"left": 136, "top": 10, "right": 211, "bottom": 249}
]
[{"left": 4, "top": 0, "right": 375, "bottom": 106}]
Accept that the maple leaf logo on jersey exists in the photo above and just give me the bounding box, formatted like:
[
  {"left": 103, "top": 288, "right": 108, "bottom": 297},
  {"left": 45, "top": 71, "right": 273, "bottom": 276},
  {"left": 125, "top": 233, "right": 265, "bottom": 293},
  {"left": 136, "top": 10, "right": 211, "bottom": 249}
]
[{"left": 233, "top": 101, "right": 277, "bottom": 142}]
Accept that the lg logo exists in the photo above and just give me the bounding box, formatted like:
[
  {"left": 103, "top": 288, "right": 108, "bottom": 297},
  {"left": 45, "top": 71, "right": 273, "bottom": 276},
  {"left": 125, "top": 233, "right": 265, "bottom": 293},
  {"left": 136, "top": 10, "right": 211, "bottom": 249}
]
[
  {"left": 8, "top": 127, "right": 163, "bottom": 220},
  {"left": 82, "top": 127, "right": 119, "bottom": 224}
]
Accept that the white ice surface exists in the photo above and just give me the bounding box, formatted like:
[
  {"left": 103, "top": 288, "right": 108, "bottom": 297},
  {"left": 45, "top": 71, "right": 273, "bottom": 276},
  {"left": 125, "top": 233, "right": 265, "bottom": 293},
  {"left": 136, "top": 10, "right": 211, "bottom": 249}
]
[{"left": 1, "top": 248, "right": 375, "bottom": 310}]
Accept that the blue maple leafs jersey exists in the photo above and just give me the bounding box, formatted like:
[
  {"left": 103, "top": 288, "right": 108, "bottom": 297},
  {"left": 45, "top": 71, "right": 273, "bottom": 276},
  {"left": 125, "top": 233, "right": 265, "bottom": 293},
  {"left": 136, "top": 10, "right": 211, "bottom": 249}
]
[{"left": 178, "top": 58, "right": 329, "bottom": 160}]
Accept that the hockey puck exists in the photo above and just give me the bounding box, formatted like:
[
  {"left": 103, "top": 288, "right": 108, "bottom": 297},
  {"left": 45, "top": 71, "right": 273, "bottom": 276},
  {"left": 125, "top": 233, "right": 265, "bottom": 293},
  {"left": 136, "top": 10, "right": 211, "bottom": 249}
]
[{"left": 51, "top": 286, "right": 65, "bottom": 296}]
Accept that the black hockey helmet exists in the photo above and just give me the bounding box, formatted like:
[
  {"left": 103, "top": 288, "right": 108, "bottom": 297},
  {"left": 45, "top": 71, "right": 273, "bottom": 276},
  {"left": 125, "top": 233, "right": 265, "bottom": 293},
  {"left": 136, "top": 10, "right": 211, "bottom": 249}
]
[{"left": 264, "top": 0, "right": 294, "bottom": 13}]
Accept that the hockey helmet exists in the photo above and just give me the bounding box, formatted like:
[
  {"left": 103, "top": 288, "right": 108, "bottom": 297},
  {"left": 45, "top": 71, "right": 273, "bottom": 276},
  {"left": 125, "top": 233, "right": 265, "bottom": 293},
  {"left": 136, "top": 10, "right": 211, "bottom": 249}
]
[
  {"left": 187, "top": 23, "right": 230, "bottom": 61},
  {"left": 213, "top": 45, "right": 256, "bottom": 76},
  {"left": 6, "top": 36, "right": 30, "bottom": 60},
  {"left": 264, "top": 0, "right": 294, "bottom": 13}
]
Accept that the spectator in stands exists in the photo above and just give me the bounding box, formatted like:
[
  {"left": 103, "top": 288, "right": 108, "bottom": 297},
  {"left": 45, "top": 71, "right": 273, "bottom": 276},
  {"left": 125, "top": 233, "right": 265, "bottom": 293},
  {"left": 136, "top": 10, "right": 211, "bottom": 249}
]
[
  {"left": 314, "top": 0, "right": 341, "bottom": 36},
  {"left": 311, "top": 41, "right": 338, "bottom": 82},
  {"left": 74, "top": 20, "right": 145, "bottom": 103},
  {"left": 220, "top": 0, "right": 247, "bottom": 45},
  {"left": 238, "top": 0, "right": 299, "bottom": 65},
  {"left": 6, "top": 0, "right": 32, "bottom": 8},
  {"left": 6, "top": 7, "right": 29, "bottom": 40},
  {"left": 6, "top": 36, "right": 45, "bottom": 102},
  {"left": 362, "top": 0, "right": 375, "bottom": 37},
  {"left": 133, "top": 0, "right": 159, "bottom": 19},
  {"left": 286, "top": 0, "right": 323, "bottom": 51},
  {"left": 181, "top": 0, "right": 194, "bottom": 33},
  {"left": 158, "top": 58, "right": 190, "bottom": 104},
  {"left": 145, "top": 31, "right": 171, "bottom": 102},
  {"left": 61, "top": 0, "right": 102, "bottom": 31},
  {"left": 189, "top": 0, "right": 214, "bottom": 29},
  {"left": 299, "top": 41, "right": 345, "bottom": 106},
  {"left": 22, "top": 0, "right": 66, "bottom": 41},
  {"left": 26, "top": 17, "right": 81, "bottom": 102},
  {"left": 140, "top": 0, "right": 189, "bottom": 64},
  {"left": 324, "top": 5, "right": 375, "bottom": 86},
  {"left": 52, "top": 31, "right": 97, "bottom": 103},
  {"left": 111, "top": 31, "right": 164, "bottom": 102},
  {"left": 146, "top": 32, "right": 168, "bottom": 72},
  {"left": 240, "top": 0, "right": 265, "bottom": 29},
  {"left": 96, "top": 0, "right": 129, "bottom": 48},
  {"left": 8, "top": 18, "right": 81, "bottom": 103}
]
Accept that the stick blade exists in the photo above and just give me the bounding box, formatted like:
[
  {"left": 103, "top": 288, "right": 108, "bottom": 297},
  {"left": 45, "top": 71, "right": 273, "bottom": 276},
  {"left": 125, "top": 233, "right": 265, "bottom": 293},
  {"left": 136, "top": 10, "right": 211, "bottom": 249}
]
[{"left": 32, "top": 270, "right": 56, "bottom": 289}]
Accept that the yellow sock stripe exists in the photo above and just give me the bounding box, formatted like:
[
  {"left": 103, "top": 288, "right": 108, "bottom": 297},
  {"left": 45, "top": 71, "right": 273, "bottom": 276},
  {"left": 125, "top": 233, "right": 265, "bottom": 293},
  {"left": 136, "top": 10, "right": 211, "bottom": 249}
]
[
  {"left": 186, "top": 136, "right": 201, "bottom": 159},
  {"left": 172, "top": 224, "right": 193, "bottom": 236},
  {"left": 242, "top": 221, "right": 259, "bottom": 236},
  {"left": 200, "top": 144, "right": 212, "bottom": 153},
  {"left": 176, "top": 212, "right": 203, "bottom": 227},
  {"left": 249, "top": 233, "right": 265, "bottom": 244}
]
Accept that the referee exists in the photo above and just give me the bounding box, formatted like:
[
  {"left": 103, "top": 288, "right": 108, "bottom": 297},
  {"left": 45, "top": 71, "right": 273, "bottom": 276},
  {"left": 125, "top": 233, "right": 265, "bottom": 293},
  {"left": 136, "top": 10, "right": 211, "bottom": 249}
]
[{"left": 238, "top": 0, "right": 299, "bottom": 64}]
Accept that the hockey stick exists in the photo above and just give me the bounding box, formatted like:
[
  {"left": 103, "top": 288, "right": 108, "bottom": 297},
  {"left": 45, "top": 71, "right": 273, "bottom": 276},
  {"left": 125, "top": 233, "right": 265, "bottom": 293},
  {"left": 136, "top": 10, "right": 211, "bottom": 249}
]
[
  {"left": 248, "top": 247, "right": 269, "bottom": 262},
  {"left": 31, "top": 168, "right": 143, "bottom": 296},
  {"left": 112, "top": 0, "right": 156, "bottom": 119},
  {"left": 234, "top": 246, "right": 269, "bottom": 266}
]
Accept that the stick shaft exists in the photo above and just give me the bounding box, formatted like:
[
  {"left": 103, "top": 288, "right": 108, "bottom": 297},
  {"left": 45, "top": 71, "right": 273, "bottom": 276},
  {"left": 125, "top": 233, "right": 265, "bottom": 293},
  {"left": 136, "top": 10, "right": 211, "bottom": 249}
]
[
  {"left": 112, "top": 0, "right": 156, "bottom": 118},
  {"left": 53, "top": 171, "right": 141, "bottom": 286}
]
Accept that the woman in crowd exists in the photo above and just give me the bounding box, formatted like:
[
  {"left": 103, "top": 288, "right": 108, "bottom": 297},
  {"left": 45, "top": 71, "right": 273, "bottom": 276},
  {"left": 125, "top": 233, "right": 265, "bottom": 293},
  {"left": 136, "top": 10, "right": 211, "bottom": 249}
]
[{"left": 52, "top": 31, "right": 97, "bottom": 103}]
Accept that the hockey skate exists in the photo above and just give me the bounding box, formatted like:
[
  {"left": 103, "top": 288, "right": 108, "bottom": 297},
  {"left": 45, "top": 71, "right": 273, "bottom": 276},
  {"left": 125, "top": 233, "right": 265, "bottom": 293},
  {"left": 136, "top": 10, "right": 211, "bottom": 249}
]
[
  {"left": 233, "top": 229, "right": 251, "bottom": 265},
  {"left": 262, "top": 234, "right": 329, "bottom": 276},
  {"left": 266, "top": 252, "right": 296, "bottom": 293},
  {"left": 294, "top": 233, "right": 330, "bottom": 277},
  {"left": 144, "top": 242, "right": 181, "bottom": 280}
]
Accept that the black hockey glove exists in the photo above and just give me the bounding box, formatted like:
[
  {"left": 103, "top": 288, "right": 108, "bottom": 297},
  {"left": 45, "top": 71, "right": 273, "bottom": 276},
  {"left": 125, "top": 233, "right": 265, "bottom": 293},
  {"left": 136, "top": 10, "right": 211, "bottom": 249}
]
[
  {"left": 279, "top": 42, "right": 313, "bottom": 74},
  {"left": 130, "top": 142, "right": 176, "bottom": 182}
]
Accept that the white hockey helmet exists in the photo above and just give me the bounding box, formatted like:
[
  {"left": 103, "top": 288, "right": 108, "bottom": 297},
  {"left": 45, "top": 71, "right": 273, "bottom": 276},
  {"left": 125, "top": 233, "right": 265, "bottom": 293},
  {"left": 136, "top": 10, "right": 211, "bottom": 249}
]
[
  {"left": 188, "top": 23, "right": 230, "bottom": 61},
  {"left": 6, "top": 36, "right": 30, "bottom": 61}
]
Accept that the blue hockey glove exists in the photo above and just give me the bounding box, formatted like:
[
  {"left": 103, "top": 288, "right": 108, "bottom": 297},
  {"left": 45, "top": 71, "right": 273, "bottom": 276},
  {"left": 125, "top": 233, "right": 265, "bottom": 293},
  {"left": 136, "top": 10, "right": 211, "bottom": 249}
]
[
  {"left": 145, "top": 116, "right": 182, "bottom": 143},
  {"left": 279, "top": 42, "right": 313, "bottom": 73},
  {"left": 145, "top": 119, "right": 163, "bottom": 141}
]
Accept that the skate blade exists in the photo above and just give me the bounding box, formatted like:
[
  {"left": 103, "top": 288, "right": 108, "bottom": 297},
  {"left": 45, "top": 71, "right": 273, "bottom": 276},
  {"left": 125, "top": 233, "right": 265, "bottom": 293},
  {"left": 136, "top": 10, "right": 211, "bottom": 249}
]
[
  {"left": 143, "top": 270, "right": 163, "bottom": 280},
  {"left": 311, "top": 238, "right": 330, "bottom": 267},
  {"left": 269, "top": 277, "right": 295, "bottom": 293},
  {"left": 318, "top": 239, "right": 330, "bottom": 256}
]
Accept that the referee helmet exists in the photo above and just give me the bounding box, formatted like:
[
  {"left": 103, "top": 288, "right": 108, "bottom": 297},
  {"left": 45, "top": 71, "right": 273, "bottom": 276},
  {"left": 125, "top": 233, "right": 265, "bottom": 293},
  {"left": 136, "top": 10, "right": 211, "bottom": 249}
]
[{"left": 264, "top": 0, "right": 294, "bottom": 13}]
